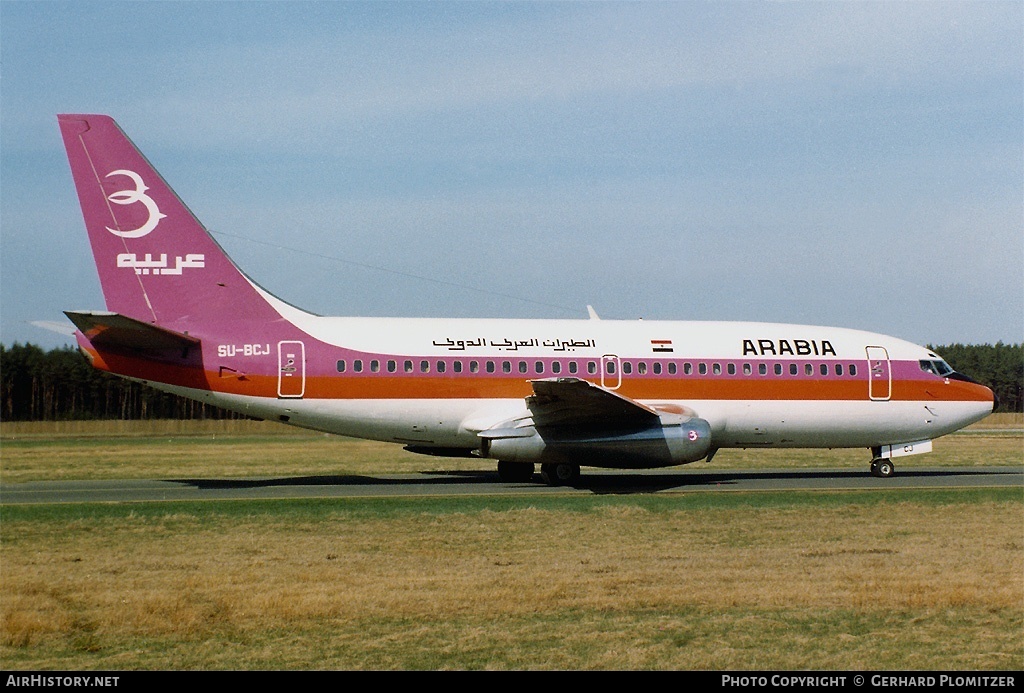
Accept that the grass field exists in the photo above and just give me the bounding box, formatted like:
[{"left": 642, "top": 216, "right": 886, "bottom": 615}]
[
  {"left": 1, "top": 416, "right": 1022, "bottom": 670},
  {"left": 1, "top": 413, "right": 1021, "bottom": 483}
]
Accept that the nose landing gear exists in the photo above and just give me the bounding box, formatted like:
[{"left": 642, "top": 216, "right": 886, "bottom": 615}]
[{"left": 870, "top": 457, "right": 895, "bottom": 478}]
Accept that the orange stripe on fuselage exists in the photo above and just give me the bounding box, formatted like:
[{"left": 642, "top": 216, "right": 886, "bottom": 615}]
[
  {"left": 297, "top": 374, "right": 992, "bottom": 403},
  {"left": 83, "top": 346, "right": 992, "bottom": 404}
]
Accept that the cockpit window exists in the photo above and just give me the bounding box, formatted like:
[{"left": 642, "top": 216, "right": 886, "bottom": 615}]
[{"left": 920, "top": 359, "right": 955, "bottom": 377}]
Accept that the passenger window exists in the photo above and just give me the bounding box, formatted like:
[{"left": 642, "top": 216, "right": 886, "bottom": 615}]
[
  {"left": 684, "top": 363, "right": 693, "bottom": 375},
  {"left": 743, "top": 363, "right": 752, "bottom": 376},
  {"left": 668, "top": 363, "right": 677, "bottom": 375},
  {"left": 849, "top": 364, "right": 857, "bottom": 376},
  {"left": 502, "top": 361, "right": 511, "bottom": 373},
  {"left": 712, "top": 363, "right": 721, "bottom": 375},
  {"left": 699, "top": 363, "right": 707, "bottom": 375},
  {"left": 606, "top": 361, "right": 616, "bottom": 375},
  {"left": 387, "top": 360, "right": 397, "bottom": 373},
  {"left": 535, "top": 361, "right": 544, "bottom": 374},
  {"left": 552, "top": 361, "right": 561, "bottom": 374},
  {"left": 405, "top": 360, "right": 413, "bottom": 373},
  {"left": 820, "top": 364, "right": 828, "bottom": 376},
  {"left": 835, "top": 363, "right": 844, "bottom": 376},
  {"left": 623, "top": 362, "right": 632, "bottom": 375},
  {"left": 638, "top": 362, "right": 647, "bottom": 375},
  {"left": 569, "top": 361, "right": 578, "bottom": 374},
  {"left": 370, "top": 360, "right": 380, "bottom": 373},
  {"left": 420, "top": 360, "right": 429, "bottom": 373},
  {"left": 804, "top": 363, "right": 813, "bottom": 376},
  {"left": 588, "top": 362, "right": 597, "bottom": 374},
  {"left": 759, "top": 363, "right": 767, "bottom": 375},
  {"left": 774, "top": 364, "right": 783, "bottom": 376},
  {"left": 453, "top": 361, "right": 463, "bottom": 373},
  {"left": 354, "top": 360, "right": 363, "bottom": 373},
  {"left": 727, "top": 363, "right": 736, "bottom": 376},
  {"left": 470, "top": 361, "right": 479, "bottom": 373},
  {"left": 486, "top": 361, "right": 495, "bottom": 373},
  {"left": 437, "top": 361, "right": 446, "bottom": 373},
  {"left": 518, "top": 361, "right": 527, "bottom": 374},
  {"left": 336, "top": 360, "right": 346, "bottom": 373},
  {"left": 653, "top": 362, "right": 662, "bottom": 375},
  {"left": 790, "top": 364, "right": 798, "bottom": 375}
]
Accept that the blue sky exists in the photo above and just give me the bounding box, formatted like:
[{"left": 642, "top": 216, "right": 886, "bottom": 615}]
[{"left": 2, "top": 1, "right": 1021, "bottom": 349}]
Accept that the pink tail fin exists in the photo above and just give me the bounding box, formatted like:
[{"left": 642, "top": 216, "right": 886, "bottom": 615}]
[{"left": 58, "top": 114, "right": 279, "bottom": 333}]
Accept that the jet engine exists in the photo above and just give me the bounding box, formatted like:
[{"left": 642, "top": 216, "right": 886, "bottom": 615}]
[{"left": 480, "top": 412, "right": 712, "bottom": 469}]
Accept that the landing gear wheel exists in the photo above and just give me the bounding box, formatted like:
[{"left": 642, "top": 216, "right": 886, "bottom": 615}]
[
  {"left": 870, "top": 458, "right": 895, "bottom": 478},
  {"left": 497, "top": 461, "right": 535, "bottom": 483},
  {"left": 540, "top": 463, "right": 580, "bottom": 486}
]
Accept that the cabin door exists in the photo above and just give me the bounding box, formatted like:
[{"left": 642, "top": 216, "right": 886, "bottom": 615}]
[
  {"left": 866, "top": 346, "right": 891, "bottom": 401},
  {"left": 277, "top": 340, "right": 306, "bottom": 398}
]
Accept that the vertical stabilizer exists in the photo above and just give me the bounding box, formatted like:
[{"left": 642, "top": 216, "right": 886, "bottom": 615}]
[{"left": 58, "top": 114, "right": 280, "bottom": 333}]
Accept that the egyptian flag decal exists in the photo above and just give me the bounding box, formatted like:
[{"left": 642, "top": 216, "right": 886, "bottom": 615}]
[{"left": 651, "top": 339, "right": 674, "bottom": 353}]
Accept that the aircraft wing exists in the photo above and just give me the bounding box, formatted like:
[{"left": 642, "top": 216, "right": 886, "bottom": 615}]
[
  {"left": 525, "top": 377, "right": 661, "bottom": 428},
  {"left": 64, "top": 310, "right": 200, "bottom": 352}
]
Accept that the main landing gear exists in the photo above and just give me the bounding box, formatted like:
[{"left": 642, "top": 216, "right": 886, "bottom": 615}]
[
  {"left": 540, "top": 462, "right": 581, "bottom": 486},
  {"left": 497, "top": 461, "right": 535, "bottom": 483},
  {"left": 870, "top": 457, "right": 895, "bottom": 478},
  {"left": 495, "top": 461, "right": 582, "bottom": 486}
]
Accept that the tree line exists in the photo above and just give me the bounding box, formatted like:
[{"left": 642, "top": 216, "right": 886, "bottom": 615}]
[{"left": 0, "top": 341, "right": 1020, "bottom": 421}]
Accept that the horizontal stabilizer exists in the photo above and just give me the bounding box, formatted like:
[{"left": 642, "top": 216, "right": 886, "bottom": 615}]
[
  {"left": 64, "top": 310, "right": 200, "bottom": 352},
  {"left": 31, "top": 320, "right": 78, "bottom": 336}
]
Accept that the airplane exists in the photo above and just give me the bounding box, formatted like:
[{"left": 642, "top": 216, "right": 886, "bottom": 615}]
[{"left": 56, "top": 114, "right": 996, "bottom": 485}]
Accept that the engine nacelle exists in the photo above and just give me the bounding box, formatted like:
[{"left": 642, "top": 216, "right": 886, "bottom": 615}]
[{"left": 480, "top": 415, "right": 713, "bottom": 469}]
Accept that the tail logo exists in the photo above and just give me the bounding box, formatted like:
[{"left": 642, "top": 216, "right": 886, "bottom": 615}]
[{"left": 104, "top": 169, "right": 166, "bottom": 238}]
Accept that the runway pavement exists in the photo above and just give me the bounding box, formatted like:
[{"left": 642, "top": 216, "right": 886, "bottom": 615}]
[{"left": 2, "top": 466, "right": 1021, "bottom": 504}]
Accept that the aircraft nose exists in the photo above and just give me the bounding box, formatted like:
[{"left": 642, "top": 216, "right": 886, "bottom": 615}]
[{"left": 948, "top": 371, "right": 997, "bottom": 412}]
